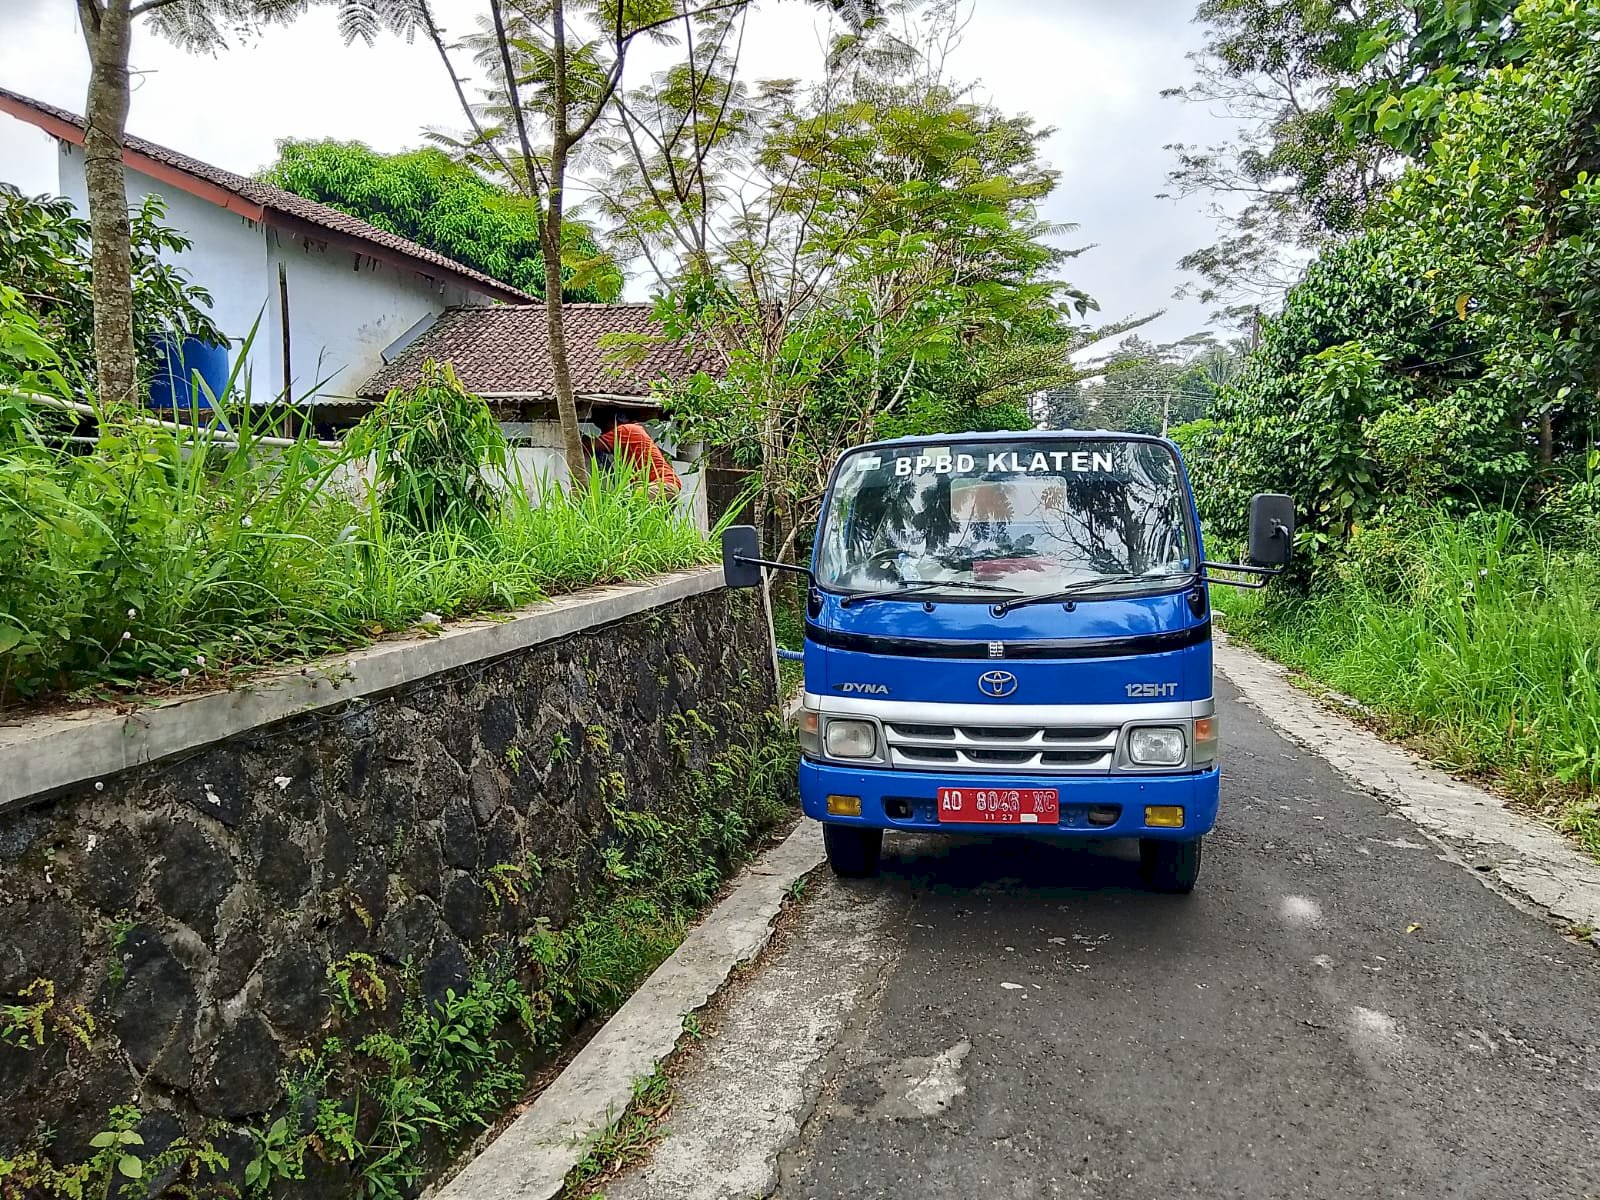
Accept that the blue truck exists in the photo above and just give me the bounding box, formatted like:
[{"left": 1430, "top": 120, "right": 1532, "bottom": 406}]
[{"left": 722, "top": 430, "right": 1293, "bottom": 893}]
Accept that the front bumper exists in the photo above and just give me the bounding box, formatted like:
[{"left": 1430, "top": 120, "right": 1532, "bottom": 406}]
[{"left": 800, "top": 759, "right": 1220, "bottom": 840}]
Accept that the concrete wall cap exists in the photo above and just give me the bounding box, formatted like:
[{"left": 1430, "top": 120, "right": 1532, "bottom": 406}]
[{"left": 0, "top": 567, "right": 724, "bottom": 812}]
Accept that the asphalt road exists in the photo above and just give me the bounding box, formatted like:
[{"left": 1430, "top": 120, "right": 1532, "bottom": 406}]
[{"left": 615, "top": 675, "right": 1600, "bottom": 1200}]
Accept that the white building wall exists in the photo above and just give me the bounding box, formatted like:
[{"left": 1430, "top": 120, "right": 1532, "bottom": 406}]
[
  {"left": 266, "top": 228, "right": 482, "bottom": 402},
  {"left": 57, "top": 142, "right": 493, "bottom": 406},
  {"left": 59, "top": 143, "right": 269, "bottom": 397}
]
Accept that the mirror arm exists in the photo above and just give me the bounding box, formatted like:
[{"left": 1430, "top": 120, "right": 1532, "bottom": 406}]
[
  {"left": 1201, "top": 561, "right": 1286, "bottom": 590},
  {"left": 735, "top": 554, "right": 813, "bottom": 581}
]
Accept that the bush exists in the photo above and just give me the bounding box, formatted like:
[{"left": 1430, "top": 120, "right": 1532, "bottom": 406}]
[
  {"left": 348, "top": 361, "right": 507, "bottom": 534},
  {"left": 0, "top": 365, "right": 713, "bottom": 709},
  {"left": 1216, "top": 512, "right": 1600, "bottom": 856},
  {"left": 0, "top": 184, "right": 222, "bottom": 387}
]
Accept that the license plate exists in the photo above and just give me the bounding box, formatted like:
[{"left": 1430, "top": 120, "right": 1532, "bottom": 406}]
[{"left": 937, "top": 787, "right": 1059, "bottom": 825}]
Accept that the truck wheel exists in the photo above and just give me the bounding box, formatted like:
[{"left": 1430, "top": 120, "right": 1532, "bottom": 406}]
[
  {"left": 1140, "top": 837, "right": 1203, "bottom": 893},
  {"left": 824, "top": 824, "right": 883, "bottom": 879}
]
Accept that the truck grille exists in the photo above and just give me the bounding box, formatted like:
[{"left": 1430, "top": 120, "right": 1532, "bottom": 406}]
[{"left": 884, "top": 721, "right": 1119, "bottom": 774}]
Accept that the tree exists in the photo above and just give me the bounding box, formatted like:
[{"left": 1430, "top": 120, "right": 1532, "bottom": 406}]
[
  {"left": 260, "top": 140, "right": 622, "bottom": 300},
  {"left": 339, "top": 0, "right": 867, "bottom": 490},
  {"left": 1064, "top": 335, "right": 1237, "bottom": 437},
  {"left": 600, "top": 2, "right": 1109, "bottom": 559},
  {"left": 73, "top": 0, "right": 315, "bottom": 405},
  {"left": 1162, "top": 0, "right": 1521, "bottom": 325},
  {"left": 0, "top": 184, "right": 222, "bottom": 387},
  {"left": 1186, "top": 0, "right": 1600, "bottom": 567}
]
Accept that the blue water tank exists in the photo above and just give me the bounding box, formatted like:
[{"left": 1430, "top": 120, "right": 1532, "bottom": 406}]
[{"left": 148, "top": 335, "right": 231, "bottom": 410}]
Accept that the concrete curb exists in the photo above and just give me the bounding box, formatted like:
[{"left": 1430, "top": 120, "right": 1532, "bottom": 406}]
[
  {"left": 0, "top": 567, "right": 722, "bottom": 813},
  {"left": 433, "top": 820, "right": 826, "bottom": 1200},
  {"left": 1216, "top": 635, "right": 1600, "bottom": 932}
]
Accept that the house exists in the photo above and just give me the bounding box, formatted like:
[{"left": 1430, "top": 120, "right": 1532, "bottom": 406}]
[
  {"left": 0, "top": 88, "right": 726, "bottom": 527},
  {"left": 358, "top": 303, "right": 724, "bottom": 528},
  {"left": 0, "top": 87, "right": 532, "bottom": 406}
]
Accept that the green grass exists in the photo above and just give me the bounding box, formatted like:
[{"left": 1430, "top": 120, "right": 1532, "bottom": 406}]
[
  {"left": 1214, "top": 511, "right": 1600, "bottom": 859},
  {"left": 0, "top": 386, "right": 714, "bottom": 710},
  {"left": 562, "top": 1070, "right": 673, "bottom": 1200}
]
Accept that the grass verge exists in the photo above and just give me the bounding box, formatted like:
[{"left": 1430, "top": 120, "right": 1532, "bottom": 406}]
[
  {"left": 1213, "top": 512, "right": 1600, "bottom": 861},
  {"left": 0, "top": 384, "right": 714, "bottom": 711}
]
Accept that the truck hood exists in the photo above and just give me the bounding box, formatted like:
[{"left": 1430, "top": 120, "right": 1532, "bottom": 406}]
[{"left": 803, "top": 588, "right": 1213, "bottom": 706}]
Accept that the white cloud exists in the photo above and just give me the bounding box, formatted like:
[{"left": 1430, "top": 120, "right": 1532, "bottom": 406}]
[{"left": 0, "top": 0, "right": 1240, "bottom": 341}]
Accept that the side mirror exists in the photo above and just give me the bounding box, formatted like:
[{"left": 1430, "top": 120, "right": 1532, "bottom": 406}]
[
  {"left": 1247, "top": 494, "right": 1295, "bottom": 567},
  {"left": 721, "top": 525, "right": 763, "bottom": 589}
]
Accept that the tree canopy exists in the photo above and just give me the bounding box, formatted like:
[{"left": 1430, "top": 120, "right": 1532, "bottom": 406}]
[
  {"left": 593, "top": 2, "right": 1118, "bottom": 556},
  {"left": 1164, "top": 0, "right": 1523, "bottom": 325},
  {"left": 1184, "top": 0, "right": 1600, "bottom": 563},
  {"left": 260, "top": 139, "right": 621, "bottom": 301}
]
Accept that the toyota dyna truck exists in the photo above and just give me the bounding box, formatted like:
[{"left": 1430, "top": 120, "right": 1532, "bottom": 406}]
[{"left": 722, "top": 430, "right": 1294, "bottom": 893}]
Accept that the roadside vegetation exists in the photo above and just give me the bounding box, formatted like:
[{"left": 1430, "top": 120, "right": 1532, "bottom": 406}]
[
  {"left": 1167, "top": 0, "right": 1600, "bottom": 851},
  {"left": 1214, "top": 517, "right": 1600, "bottom": 856},
  {"left": 0, "top": 292, "right": 712, "bottom": 711}
]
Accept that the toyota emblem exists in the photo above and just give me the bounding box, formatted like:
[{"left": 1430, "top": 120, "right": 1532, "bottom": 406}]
[{"left": 978, "top": 670, "right": 1018, "bottom": 698}]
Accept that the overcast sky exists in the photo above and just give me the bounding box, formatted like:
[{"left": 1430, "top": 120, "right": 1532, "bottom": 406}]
[{"left": 0, "top": 0, "right": 1239, "bottom": 347}]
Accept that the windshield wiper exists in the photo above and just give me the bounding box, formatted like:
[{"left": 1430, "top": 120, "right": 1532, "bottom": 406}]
[
  {"left": 840, "top": 579, "right": 1024, "bottom": 608},
  {"left": 993, "top": 571, "right": 1198, "bottom": 615}
]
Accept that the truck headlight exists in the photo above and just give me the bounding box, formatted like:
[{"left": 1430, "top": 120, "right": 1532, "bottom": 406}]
[
  {"left": 1128, "top": 726, "right": 1186, "bottom": 767},
  {"left": 825, "top": 719, "right": 877, "bottom": 759}
]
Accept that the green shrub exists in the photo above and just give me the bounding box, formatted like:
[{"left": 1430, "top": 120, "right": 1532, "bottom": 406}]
[
  {"left": 1216, "top": 512, "right": 1600, "bottom": 856},
  {"left": 0, "top": 365, "right": 713, "bottom": 709},
  {"left": 347, "top": 361, "right": 507, "bottom": 534}
]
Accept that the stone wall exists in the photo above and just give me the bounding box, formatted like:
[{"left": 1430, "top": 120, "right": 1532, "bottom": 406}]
[{"left": 0, "top": 572, "right": 777, "bottom": 1190}]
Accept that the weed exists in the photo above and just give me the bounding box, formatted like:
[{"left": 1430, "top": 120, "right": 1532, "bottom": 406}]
[
  {"left": 0, "top": 1104, "right": 226, "bottom": 1199},
  {"left": 0, "top": 358, "right": 716, "bottom": 712},
  {"left": 327, "top": 952, "right": 388, "bottom": 1017},
  {"left": 484, "top": 857, "right": 542, "bottom": 908},
  {"left": 245, "top": 1114, "right": 302, "bottom": 1189},
  {"left": 585, "top": 724, "right": 611, "bottom": 756},
  {"left": 549, "top": 730, "right": 574, "bottom": 766},
  {"left": 504, "top": 744, "right": 526, "bottom": 777},
  {"left": 562, "top": 1071, "right": 673, "bottom": 1199},
  {"left": 0, "top": 978, "right": 94, "bottom": 1051},
  {"left": 104, "top": 917, "right": 134, "bottom": 990}
]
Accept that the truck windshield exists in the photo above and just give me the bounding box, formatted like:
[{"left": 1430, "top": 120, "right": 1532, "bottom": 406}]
[{"left": 816, "top": 438, "right": 1195, "bottom": 601}]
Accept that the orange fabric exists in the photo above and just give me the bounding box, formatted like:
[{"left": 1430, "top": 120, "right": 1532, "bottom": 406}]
[{"left": 597, "top": 423, "right": 681, "bottom": 492}]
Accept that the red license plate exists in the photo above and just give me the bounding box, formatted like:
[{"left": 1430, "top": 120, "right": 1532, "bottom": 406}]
[{"left": 937, "top": 787, "right": 1059, "bottom": 825}]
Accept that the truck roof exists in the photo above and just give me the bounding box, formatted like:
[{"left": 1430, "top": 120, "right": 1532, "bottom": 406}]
[{"left": 849, "top": 428, "right": 1178, "bottom": 453}]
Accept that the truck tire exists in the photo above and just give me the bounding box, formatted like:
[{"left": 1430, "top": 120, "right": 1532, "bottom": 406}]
[
  {"left": 1140, "top": 837, "right": 1203, "bottom": 893},
  {"left": 824, "top": 824, "right": 883, "bottom": 878}
]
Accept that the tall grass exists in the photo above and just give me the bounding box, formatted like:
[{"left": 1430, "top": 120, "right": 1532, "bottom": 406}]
[
  {"left": 0, "top": 382, "right": 714, "bottom": 709},
  {"left": 1215, "top": 511, "right": 1600, "bottom": 857}
]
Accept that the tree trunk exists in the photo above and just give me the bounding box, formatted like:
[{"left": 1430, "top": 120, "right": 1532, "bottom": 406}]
[
  {"left": 542, "top": 203, "right": 585, "bottom": 490},
  {"left": 79, "top": 0, "right": 138, "bottom": 406},
  {"left": 1539, "top": 409, "right": 1554, "bottom": 467},
  {"left": 545, "top": 0, "right": 587, "bottom": 491}
]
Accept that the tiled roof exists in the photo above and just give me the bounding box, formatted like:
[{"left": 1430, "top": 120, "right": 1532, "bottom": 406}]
[
  {"left": 0, "top": 86, "right": 532, "bottom": 304},
  {"left": 357, "top": 304, "right": 722, "bottom": 400}
]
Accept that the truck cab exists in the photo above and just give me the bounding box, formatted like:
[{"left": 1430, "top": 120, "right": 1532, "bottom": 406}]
[{"left": 723, "top": 430, "right": 1292, "bottom": 893}]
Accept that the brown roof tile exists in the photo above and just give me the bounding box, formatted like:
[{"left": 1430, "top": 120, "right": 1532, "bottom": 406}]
[
  {"left": 357, "top": 304, "right": 721, "bottom": 401},
  {"left": 0, "top": 86, "right": 533, "bottom": 304}
]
